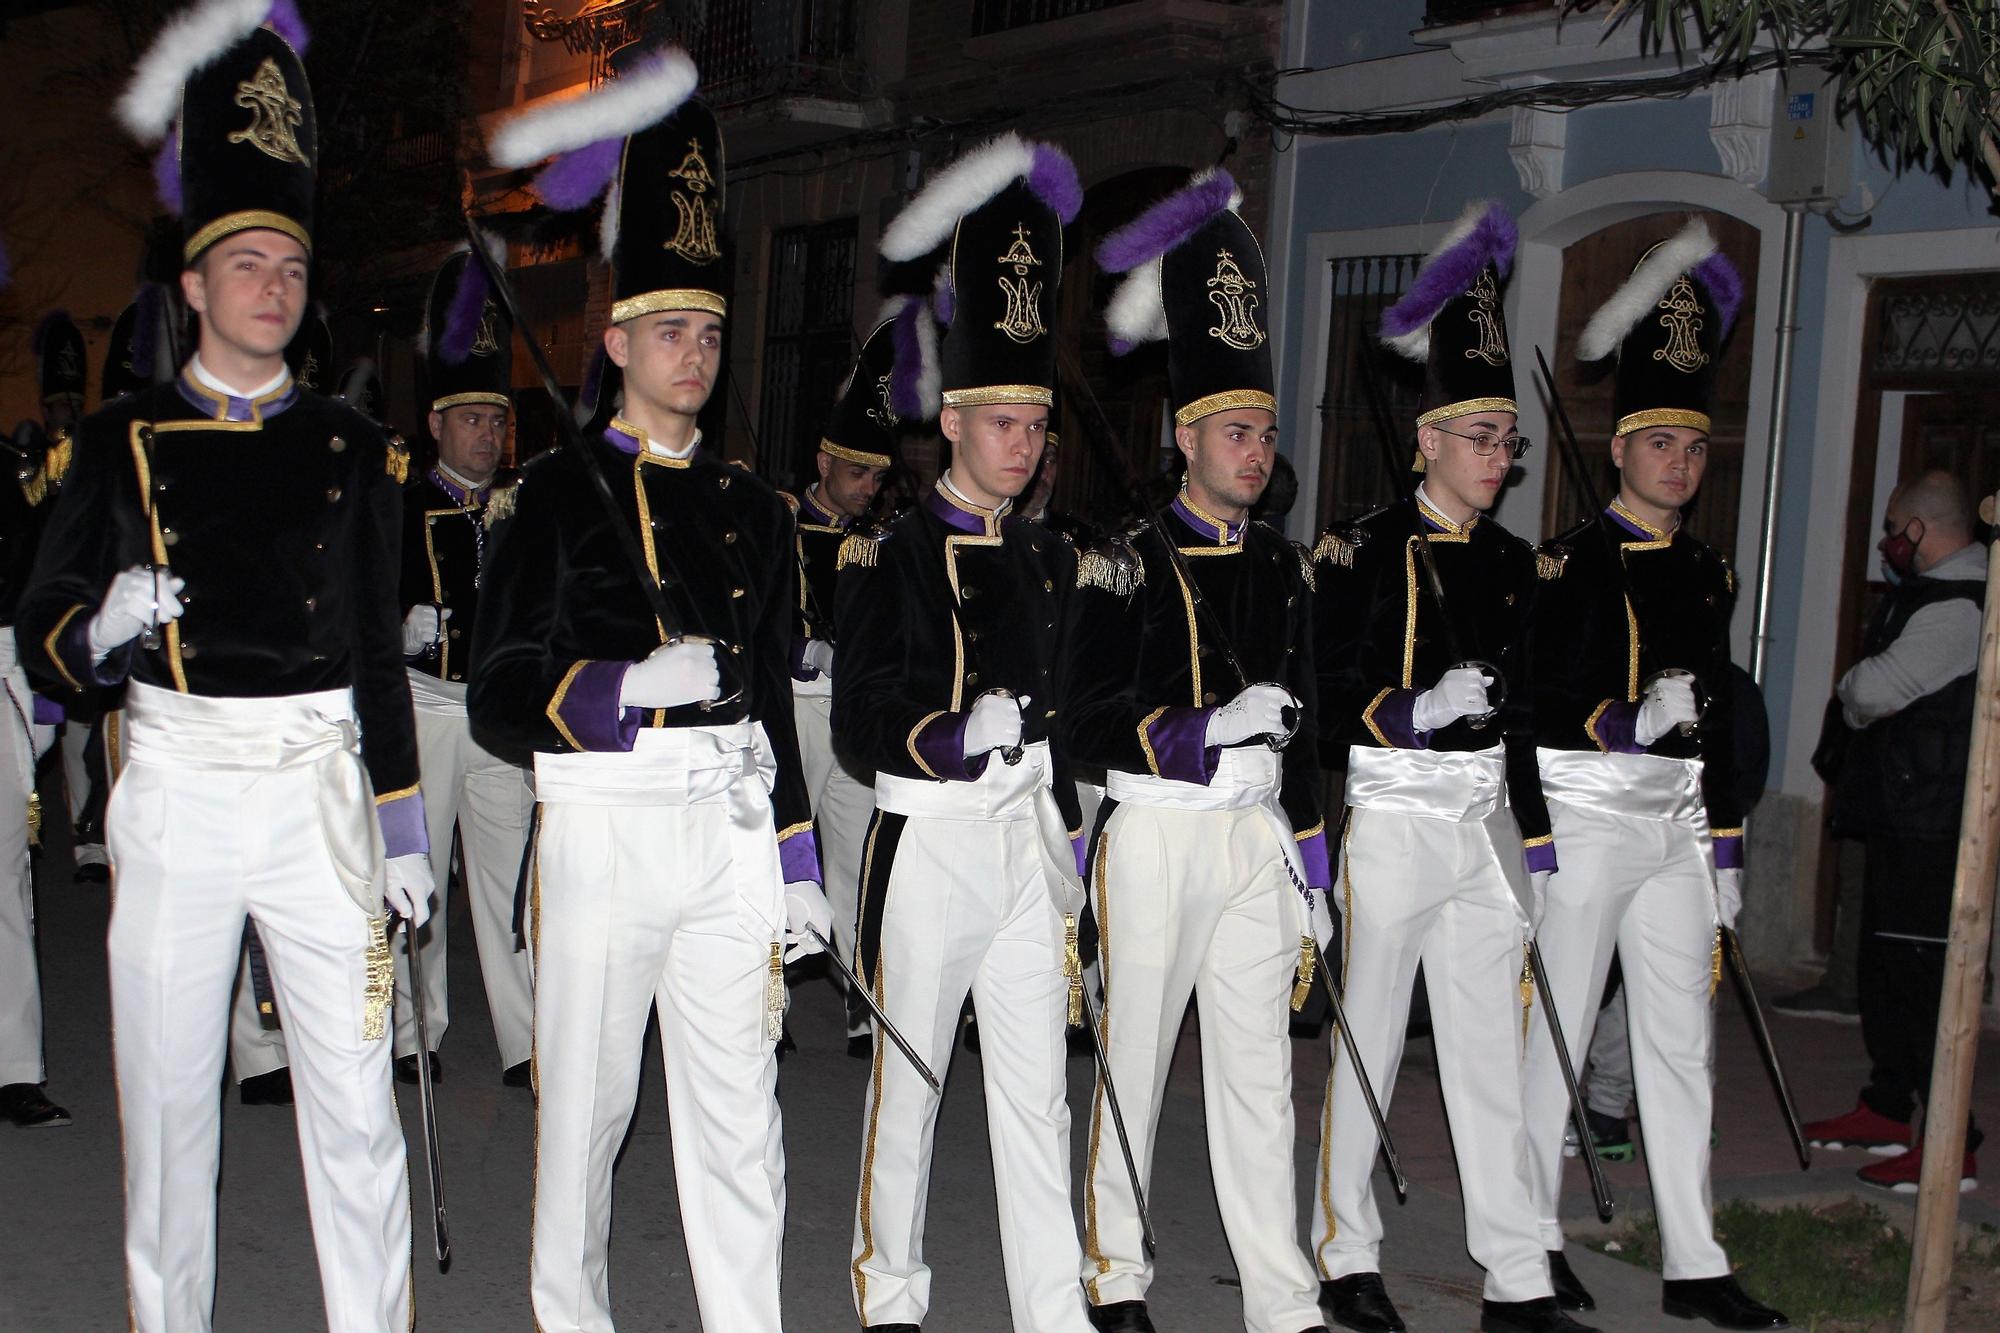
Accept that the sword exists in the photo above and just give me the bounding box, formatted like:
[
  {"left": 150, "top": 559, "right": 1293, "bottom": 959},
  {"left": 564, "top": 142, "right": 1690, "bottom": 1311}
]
[
  {"left": 402, "top": 921, "right": 451, "bottom": 1263},
  {"left": 1722, "top": 926, "right": 1811, "bottom": 1170},
  {"left": 1314, "top": 949, "right": 1408, "bottom": 1202},
  {"left": 1528, "top": 940, "right": 1615, "bottom": 1221},
  {"left": 807, "top": 925, "right": 941, "bottom": 1094},
  {"left": 1076, "top": 979, "right": 1157, "bottom": 1257}
]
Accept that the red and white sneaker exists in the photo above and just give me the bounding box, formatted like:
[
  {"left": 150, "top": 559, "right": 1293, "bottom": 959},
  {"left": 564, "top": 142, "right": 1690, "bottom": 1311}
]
[
  {"left": 1858, "top": 1142, "right": 1977, "bottom": 1194},
  {"left": 1803, "top": 1101, "right": 1915, "bottom": 1156}
]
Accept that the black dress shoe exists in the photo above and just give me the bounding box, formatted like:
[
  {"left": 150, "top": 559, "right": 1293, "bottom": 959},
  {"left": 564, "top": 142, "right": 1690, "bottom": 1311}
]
[
  {"left": 1548, "top": 1250, "right": 1595, "bottom": 1311},
  {"left": 1480, "top": 1296, "right": 1598, "bottom": 1333},
  {"left": 1662, "top": 1275, "right": 1790, "bottom": 1329},
  {"left": 502, "top": 1061, "right": 532, "bottom": 1088},
  {"left": 1320, "top": 1273, "right": 1406, "bottom": 1332},
  {"left": 238, "top": 1069, "right": 293, "bottom": 1106},
  {"left": 394, "top": 1052, "right": 441, "bottom": 1085},
  {"left": 1087, "top": 1299, "right": 1156, "bottom": 1331},
  {"left": 0, "top": 1083, "right": 72, "bottom": 1127}
]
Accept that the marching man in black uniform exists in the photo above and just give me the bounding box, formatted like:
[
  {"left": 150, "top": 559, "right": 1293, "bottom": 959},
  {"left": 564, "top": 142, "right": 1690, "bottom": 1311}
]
[
  {"left": 393, "top": 247, "right": 536, "bottom": 1088},
  {"left": 473, "top": 52, "right": 827, "bottom": 1331},
  {"left": 1069, "top": 168, "right": 1330, "bottom": 1333},
  {"left": 20, "top": 5, "right": 428, "bottom": 1328},
  {"left": 1310, "top": 203, "right": 1590, "bottom": 1333},
  {"left": 1524, "top": 221, "right": 1787, "bottom": 1330},
  {"left": 836, "top": 133, "right": 1093, "bottom": 1333},
  {"left": 789, "top": 318, "right": 895, "bottom": 1055}
]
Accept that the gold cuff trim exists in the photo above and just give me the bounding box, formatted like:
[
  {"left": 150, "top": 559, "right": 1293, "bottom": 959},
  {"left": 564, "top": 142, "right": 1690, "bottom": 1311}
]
[
  {"left": 777, "top": 821, "right": 814, "bottom": 843},
  {"left": 43, "top": 604, "right": 88, "bottom": 693},
  {"left": 1136, "top": 705, "right": 1170, "bottom": 777},
  {"left": 1362, "top": 687, "right": 1397, "bottom": 749},
  {"left": 1585, "top": 699, "right": 1615, "bottom": 753},
  {"left": 373, "top": 784, "right": 420, "bottom": 806},
  {"left": 820, "top": 440, "right": 892, "bottom": 469},
  {"left": 1523, "top": 833, "right": 1553, "bottom": 848},
  {"left": 432, "top": 392, "right": 511, "bottom": 412},
  {"left": 1416, "top": 396, "right": 1518, "bottom": 429},
  {"left": 941, "top": 384, "right": 1053, "bottom": 409},
  {"left": 1295, "top": 820, "right": 1325, "bottom": 843},
  {"left": 1615, "top": 408, "right": 1710, "bottom": 435},
  {"left": 547, "top": 660, "right": 592, "bottom": 750},
  {"left": 183, "top": 210, "right": 312, "bottom": 263},
  {"left": 906, "top": 710, "right": 949, "bottom": 781},
  {"left": 1174, "top": 389, "right": 1276, "bottom": 428},
  {"left": 1711, "top": 827, "right": 1744, "bottom": 839},
  {"left": 611, "top": 289, "right": 728, "bottom": 324}
]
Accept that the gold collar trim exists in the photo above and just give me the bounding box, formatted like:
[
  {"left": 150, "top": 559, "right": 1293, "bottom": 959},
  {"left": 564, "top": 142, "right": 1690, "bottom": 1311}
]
[{"left": 611, "top": 415, "right": 697, "bottom": 468}]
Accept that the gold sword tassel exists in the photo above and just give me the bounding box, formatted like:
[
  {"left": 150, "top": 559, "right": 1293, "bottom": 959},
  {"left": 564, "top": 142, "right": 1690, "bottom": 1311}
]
[
  {"left": 1520, "top": 943, "right": 1535, "bottom": 1043},
  {"left": 1064, "top": 913, "right": 1083, "bottom": 1028},
  {"left": 1291, "top": 936, "right": 1317, "bottom": 1012},
  {"left": 766, "top": 942, "right": 786, "bottom": 1042}
]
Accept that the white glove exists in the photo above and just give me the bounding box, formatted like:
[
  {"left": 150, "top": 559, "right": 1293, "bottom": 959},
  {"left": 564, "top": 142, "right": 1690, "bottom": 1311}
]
[
  {"left": 619, "top": 640, "right": 722, "bottom": 709},
  {"left": 1530, "top": 870, "right": 1551, "bottom": 932},
  {"left": 963, "top": 691, "right": 1027, "bottom": 758},
  {"left": 1635, "top": 675, "right": 1699, "bottom": 747},
  {"left": 88, "top": 566, "right": 185, "bottom": 661},
  {"left": 1715, "top": 867, "right": 1744, "bottom": 931},
  {"left": 1411, "top": 665, "right": 1492, "bottom": 732},
  {"left": 1206, "top": 684, "right": 1298, "bottom": 748},
  {"left": 384, "top": 854, "right": 435, "bottom": 928},
  {"left": 802, "top": 639, "right": 836, "bottom": 678},
  {"left": 1309, "top": 890, "right": 1337, "bottom": 952},
  {"left": 402, "top": 605, "right": 449, "bottom": 656},
  {"left": 784, "top": 881, "right": 832, "bottom": 963}
]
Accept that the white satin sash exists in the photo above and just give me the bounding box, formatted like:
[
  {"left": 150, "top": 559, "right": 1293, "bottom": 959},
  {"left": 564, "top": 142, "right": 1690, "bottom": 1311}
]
[
  {"left": 877, "top": 740, "right": 1084, "bottom": 916},
  {"left": 1536, "top": 748, "right": 1707, "bottom": 825},
  {"left": 1344, "top": 744, "right": 1508, "bottom": 822},
  {"left": 123, "top": 680, "right": 385, "bottom": 913},
  {"left": 406, "top": 669, "right": 469, "bottom": 715}
]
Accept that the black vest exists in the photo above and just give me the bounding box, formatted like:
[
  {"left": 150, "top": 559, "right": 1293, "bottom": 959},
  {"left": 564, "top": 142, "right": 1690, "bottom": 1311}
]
[{"left": 1831, "top": 573, "right": 1983, "bottom": 841}]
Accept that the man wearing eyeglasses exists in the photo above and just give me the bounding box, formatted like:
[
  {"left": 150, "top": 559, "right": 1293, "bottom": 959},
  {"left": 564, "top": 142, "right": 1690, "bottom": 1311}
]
[
  {"left": 1309, "top": 204, "right": 1588, "bottom": 1333},
  {"left": 1524, "top": 223, "right": 1786, "bottom": 1331}
]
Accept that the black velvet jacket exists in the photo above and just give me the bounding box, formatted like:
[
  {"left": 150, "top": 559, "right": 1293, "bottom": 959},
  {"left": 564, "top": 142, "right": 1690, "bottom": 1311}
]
[
  {"left": 400, "top": 466, "right": 513, "bottom": 685},
  {"left": 16, "top": 374, "right": 420, "bottom": 804},
  {"left": 1530, "top": 504, "right": 1743, "bottom": 859},
  {"left": 1066, "top": 494, "right": 1328, "bottom": 881},
  {"left": 466, "top": 422, "right": 816, "bottom": 862},
  {"left": 831, "top": 482, "right": 1083, "bottom": 835},
  {"left": 787, "top": 485, "right": 847, "bottom": 662},
  {"left": 0, "top": 431, "right": 61, "bottom": 628},
  {"left": 1311, "top": 492, "right": 1553, "bottom": 859}
]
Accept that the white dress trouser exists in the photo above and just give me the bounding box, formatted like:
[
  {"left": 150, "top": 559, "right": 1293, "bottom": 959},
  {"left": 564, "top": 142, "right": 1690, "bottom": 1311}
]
[
  {"left": 0, "top": 629, "right": 52, "bottom": 1084},
  {"left": 850, "top": 806, "right": 1091, "bottom": 1332},
  {"left": 1524, "top": 799, "right": 1728, "bottom": 1279},
  {"left": 109, "top": 684, "right": 411, "bottom": 1333},
  {"left": 793, "top": 688, "right": 874, "bottom": 1035},
  {"left": 394, "top": 682, "right": 536, "bottom": 1067},
  {"left": 1314, "top": 806, "right": 1551, "bottom": 1303},
  {"left": 1082, "top": 802, "right": 1321, "bottom": 1332},
  {"left": 530, "top": 726, "right": 788, "bottom": 1333}
]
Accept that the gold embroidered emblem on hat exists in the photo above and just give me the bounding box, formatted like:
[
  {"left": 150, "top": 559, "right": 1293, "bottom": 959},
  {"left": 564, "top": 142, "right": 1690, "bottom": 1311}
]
[
  {"left": 229, "top": 57, "right": 310, "bottom": 166},
  {"left": 1654, "top": 275, "right": 1709, "bottom": 373},
  {"left": 1205, "top": 247, "right": 1266, "bottom": 351},
  {"left": 298, "top": 347, "right": 320, "bottom": 390},
  {"left": 1464, "top": 266, "right": 1508, "bottom": 367},
  {"left": 994, "top": 222, "right": 1046, "bottom": 346},
  {"left": 472, "top": 302, "right": 501, "bottom": 357},
  {"left": 665, "top": 137, "right": 721, "bottom": 263},
  {"left": 867, "top": 371, "right": 900, "bottom": 429}
]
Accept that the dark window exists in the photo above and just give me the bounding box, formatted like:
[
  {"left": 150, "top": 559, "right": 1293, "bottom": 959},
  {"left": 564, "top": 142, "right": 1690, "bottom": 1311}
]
[
  {"left": 972, "top": 0, "right": 1140, "bottom": 37},
  {"left": 1313, "top": 253, "right": 1425, "bottom": 530},
  {"left": 758, "top": 218, "right": 859, "bottom": 486}
]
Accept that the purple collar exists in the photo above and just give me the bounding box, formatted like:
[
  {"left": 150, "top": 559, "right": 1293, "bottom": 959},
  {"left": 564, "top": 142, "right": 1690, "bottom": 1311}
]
[
  {"left": 927, "top": 481, "right": 1005, "bottom": 536},
  {"left": 176, "top": 370, "right": 298, "bottom": 425},
  {"left": 800, "top": 486, "right": 846, "bottom": 529},
  {"left": 430, "top": 467, "right": 489, "bottom": 507},
  {"left": 1171, "top": 492, "right": 1245, "bottom": 544},
  {"left": 1605, "top": 501, "right": 1673, "bottom": 542}
]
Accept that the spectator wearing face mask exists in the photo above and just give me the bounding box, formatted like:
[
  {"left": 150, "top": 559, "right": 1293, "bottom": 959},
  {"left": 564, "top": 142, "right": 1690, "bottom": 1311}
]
[{"left": 1802, "top": 468, "right": 1987, "bottom": 1194}]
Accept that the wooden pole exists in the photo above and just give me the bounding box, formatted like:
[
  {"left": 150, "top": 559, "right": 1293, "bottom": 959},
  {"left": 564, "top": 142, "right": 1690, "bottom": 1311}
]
[{"left": 1904, "top": 493, "right": 2000, "bottom": 1330}]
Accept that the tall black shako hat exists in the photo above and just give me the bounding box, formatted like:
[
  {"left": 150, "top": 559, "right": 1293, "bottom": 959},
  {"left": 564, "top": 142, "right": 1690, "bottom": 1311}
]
[
  {"left": 120, "top": 0, "right": 316, "bottom": 266},
  {"left": 818, "top": 302, "right": 917, "bottom": 471},
  {"left": 1576, "top": 217, "right": 1744, "bottom": 438},
  {"left": 1379, "top": 201, "right": 1519, "bottom": 470},
  {"left": 101, "top": 285, "right": 179, "bottom": 402},
  {"left": 421, "top": 243, "right": 514, "bottom": 415},
  {"left": 488, "top": 50, "right": 727, "bottom": 326},
  {"left": 34, "top": 311, "right": 87, "bottom": 411},
  {"left": 1098, "top": 168, "right": 1274, "bottom": 428},
  {"left": 877, "top": 133, "right": 1082, "bottom": 419}
]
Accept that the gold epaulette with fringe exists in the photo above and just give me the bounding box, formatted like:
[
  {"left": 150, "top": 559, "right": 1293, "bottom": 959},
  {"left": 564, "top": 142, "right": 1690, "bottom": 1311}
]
[
  {"left": 837, "top": 530, "right": 884, "bottom": 570},
  {"left": 1292, "top": 540, "right": 1317, "bottom": 593},
  {"left": 1312, "top": 528, "right": 1358, "bottom": 570},
  {"left": 384, "top": 434, "right": 411, "bottom": 484},
  {"left": 1076, "top": 537, "right": 1143, "bottom": 596},
  {"left": 1536, "top": 547, "right": 1569, "bottom": 581},
  {"left": 45, "top": 428, "right": 72, "bottom": 489},
  {"left": 483, "top": 481, "right": 520, "bottom": 529}
]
